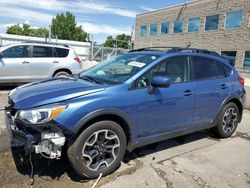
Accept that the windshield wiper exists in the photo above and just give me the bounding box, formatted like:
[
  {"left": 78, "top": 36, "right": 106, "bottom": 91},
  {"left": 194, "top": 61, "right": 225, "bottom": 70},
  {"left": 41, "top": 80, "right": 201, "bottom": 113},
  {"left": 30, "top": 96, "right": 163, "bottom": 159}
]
[{"left": 78, "top": 75, "right": 103, "bottom": 84}]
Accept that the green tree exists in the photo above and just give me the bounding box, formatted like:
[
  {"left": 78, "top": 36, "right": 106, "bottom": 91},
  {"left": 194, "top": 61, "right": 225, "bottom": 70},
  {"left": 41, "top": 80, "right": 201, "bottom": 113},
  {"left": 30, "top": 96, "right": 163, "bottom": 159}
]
[
  {"left": 103, "top": 36, "right": 114, "bottom": 47},
  {"left": 103, "top": 34, "right": 131, "bottom": 49},
  {"left": 7, "top": 24, "right": 30, "bottom": 36},
  {"left": 29, "top": 28, "right": 49, "bottom": 37},
  {"left": 51, "top": 11, "right": 89, "bottom": 42},
  {"left": 6, "top": 24, "right": 48, "bottom": 37},
  {"left": 116, "top": 34, "right": 131, "bottom": 49}
]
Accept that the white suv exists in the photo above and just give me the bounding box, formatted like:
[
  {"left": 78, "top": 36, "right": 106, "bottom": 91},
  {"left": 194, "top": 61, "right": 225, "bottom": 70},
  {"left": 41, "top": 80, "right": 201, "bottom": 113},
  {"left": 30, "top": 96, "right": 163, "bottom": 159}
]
[{"left": 0, "top": 43, "right": 82, "bottom": 83}]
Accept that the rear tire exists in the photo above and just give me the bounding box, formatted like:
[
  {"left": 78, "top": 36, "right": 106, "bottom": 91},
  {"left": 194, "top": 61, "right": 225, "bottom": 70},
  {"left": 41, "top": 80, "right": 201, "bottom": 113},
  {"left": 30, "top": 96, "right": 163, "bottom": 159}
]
[
  {"left": 212, "top": 102, "right": 239, "bottom": 138},
  {"left": 53, "top": 71, "right": 71, "bottom": 77},
  {"left": 67, "top": 121, "right": 126, "bottom": 179}
]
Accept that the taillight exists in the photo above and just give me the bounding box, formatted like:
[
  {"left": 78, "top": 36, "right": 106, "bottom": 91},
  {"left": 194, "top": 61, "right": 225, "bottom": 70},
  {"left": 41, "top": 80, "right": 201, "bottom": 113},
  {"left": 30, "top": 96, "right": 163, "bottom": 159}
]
[
  {"left": 238, "top": 76, "right": 244, "bottom": 86},
  {"left": 74, "top": 57, "right": 81, "bottom": 63}
]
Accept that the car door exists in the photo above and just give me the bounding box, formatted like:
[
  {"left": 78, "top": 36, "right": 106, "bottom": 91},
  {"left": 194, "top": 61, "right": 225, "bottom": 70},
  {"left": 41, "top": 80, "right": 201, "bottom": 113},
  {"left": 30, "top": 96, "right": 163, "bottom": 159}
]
[
  {"left": 0, "top": 45, "right": 31, "bottom": 82},
  {"left": 132, "top": 55, "right": 195, "bottom": 139},
  {"left": 191, "top": 55, "right": 231, "bottom": 127},
  {"left": 29, "top": 45, "right": 54, "bottom": 80}
]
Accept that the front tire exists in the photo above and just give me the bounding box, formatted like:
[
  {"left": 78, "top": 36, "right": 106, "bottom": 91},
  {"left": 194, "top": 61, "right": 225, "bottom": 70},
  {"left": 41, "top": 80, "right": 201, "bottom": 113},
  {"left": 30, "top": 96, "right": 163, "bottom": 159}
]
[
  {"left": 213, "top": 102, "right": 239, "bottom": 138},
  {"left": 67, "top": 121, "right": 126, "bottom": 179}
]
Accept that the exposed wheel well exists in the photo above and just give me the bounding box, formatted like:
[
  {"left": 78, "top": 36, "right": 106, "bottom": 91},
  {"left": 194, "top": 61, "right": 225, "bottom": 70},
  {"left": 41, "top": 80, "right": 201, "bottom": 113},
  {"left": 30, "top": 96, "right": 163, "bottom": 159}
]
[
  {"left": 226, "top": 98, "right": 243, "bottom": 122},
  {"left": 76, "top": 114, "right": 131, "bottom": 146},
  {"left": 53, "top": 69, "right": 72, "bottom": 77}
]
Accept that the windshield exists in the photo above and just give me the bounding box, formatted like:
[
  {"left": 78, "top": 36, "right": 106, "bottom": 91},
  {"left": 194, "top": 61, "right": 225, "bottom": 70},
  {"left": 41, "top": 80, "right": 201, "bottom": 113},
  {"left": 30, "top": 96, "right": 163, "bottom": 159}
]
[{"left": 79, "top": 53, "right": 159, "bottom": 84}]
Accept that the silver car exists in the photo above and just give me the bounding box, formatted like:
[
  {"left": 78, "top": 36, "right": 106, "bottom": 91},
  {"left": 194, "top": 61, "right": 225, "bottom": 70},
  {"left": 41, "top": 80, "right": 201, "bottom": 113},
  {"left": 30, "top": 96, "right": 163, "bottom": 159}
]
[{"left": 0, "top": 43, "right": 82, "bottom": 83}]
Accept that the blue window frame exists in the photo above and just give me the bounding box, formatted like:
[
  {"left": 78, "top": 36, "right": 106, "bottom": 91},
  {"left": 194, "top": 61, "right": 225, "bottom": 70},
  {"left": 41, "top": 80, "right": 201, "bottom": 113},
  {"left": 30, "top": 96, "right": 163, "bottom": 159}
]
[
  {"left": 150, "top": 24, "right": 158, "bottom": 36},
  {"left": 225, "top": 11, "right": 243, "bottom": 29},
  {"left": 140, "top": 25, "right": 148, "bottom": 37},
  {"left": 221, "top": 51, "right": 237, "bottom": 66},
  {"left": 174, "top": 19, "right": 183, "bottom": 33},
  {"left": 161, "top": 22, "right": 169, "bottom": 34},
  {"left": 243, "top": 52, "right": 250, "bottom": 68},
  {"left": 205, "top": 15, "right": 219, "bottom": 31},
  {"left": 188, "top": 17, "right": 200, "bottom": 32}
]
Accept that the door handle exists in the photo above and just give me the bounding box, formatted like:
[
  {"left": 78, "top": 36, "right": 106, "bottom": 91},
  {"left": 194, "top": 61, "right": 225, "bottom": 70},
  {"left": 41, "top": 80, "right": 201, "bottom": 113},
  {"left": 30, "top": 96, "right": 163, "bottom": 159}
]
[
  {"left": 53, "top": 61, "right": 59, "bottom": 64},
  {"left": 184, "top": 90, "right": 193, "bottom": 96},
  {"left": 22, "top": 61, "right": 30, "bottom": 64},
  {"left": 220, "top": 84, "right": 227, "bottom": 89}
]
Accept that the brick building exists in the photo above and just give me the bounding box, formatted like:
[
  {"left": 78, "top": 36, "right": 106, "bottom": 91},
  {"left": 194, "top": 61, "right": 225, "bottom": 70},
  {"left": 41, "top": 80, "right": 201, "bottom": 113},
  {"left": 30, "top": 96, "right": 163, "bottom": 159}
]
[{"left": 134, "top": 0, "right": 250, "bottom": 72}]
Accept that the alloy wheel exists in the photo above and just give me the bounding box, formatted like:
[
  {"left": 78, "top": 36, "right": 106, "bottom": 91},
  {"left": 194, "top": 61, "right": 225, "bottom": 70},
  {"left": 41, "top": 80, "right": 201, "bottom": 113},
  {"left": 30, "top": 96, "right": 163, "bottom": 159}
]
[
  {"left": 222, "top": 107, "right": 238, "bottom": 134},
  {"left": 82, "top": 129, "right": 120, "bottom": 171}
]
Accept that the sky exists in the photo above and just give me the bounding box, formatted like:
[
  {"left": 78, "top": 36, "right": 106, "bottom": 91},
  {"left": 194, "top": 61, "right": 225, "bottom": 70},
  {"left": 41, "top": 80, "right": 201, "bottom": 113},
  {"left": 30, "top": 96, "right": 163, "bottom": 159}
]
[{"left": 0, "top": 0, "right": 188, "bottom": 43}]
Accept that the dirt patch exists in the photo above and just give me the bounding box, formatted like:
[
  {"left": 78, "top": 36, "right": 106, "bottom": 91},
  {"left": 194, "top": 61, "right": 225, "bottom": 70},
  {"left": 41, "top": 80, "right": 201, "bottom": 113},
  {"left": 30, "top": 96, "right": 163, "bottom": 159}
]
[{"left": 0, "top": 130, "right": 143, "bottom": 188}]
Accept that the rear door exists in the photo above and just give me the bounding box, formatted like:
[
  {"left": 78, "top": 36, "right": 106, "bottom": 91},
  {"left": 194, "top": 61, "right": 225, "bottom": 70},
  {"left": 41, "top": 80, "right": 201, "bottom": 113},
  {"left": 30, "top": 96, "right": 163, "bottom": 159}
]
[
  {"left": 0, "top": 45, "right": 31, "bottom": 82},
  {"left": 191, "top": 55, "right": 231, "bottom": 127},
  {"left": 52, "top": 47, "right": 71, "bottom": 74},
  {"left": 29, "top": 45, "right": 54, "bottom": 80}
]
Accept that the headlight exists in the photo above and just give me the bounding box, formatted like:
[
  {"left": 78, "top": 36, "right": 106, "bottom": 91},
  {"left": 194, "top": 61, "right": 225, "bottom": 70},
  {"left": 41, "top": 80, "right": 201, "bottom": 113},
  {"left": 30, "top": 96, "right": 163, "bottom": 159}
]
[{"left": 15, "top": 105, "right": 66, "bottom": 124}]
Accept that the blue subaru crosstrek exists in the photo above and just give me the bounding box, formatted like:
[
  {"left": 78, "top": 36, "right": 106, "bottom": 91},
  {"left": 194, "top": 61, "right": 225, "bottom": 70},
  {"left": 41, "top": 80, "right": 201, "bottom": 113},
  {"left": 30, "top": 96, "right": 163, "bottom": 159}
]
[{"left": 5, "top": 47, "right": 246, "bottom": 178}]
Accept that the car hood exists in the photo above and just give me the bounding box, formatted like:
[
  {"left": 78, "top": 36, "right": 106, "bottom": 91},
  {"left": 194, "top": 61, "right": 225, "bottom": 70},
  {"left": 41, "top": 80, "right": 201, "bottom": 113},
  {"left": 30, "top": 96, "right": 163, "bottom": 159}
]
[{"left": 9, "top": 77, "right": 106, "bottom": 109}]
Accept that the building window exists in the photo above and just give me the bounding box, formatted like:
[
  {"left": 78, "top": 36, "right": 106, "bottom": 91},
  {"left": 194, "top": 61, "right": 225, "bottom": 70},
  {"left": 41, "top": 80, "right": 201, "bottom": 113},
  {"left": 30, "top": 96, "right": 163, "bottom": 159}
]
[
  {"left": 174, "top": 19, "right": 183, "bottom": 33},
  {"left": 243, "top": 52, "right": 250, "bottom": 68},
  {"left": 205, "top": 15, "right": 219, "bottom": 31},
  {"left": 150, "top": 24, "right": 158, "bottom": 36},
  {"left": 188, "top": 17, "right": 200, "bottom": 32},
  {"left": 161, "top": 22, "right": 169, "bottom": 34},
  {"left": 221, "top": 51, "right": 237, "bottom": 66},
  {"left": 225, "top": 11, "right": 243, "bottom": 29},
  {"left": 140, "top": 25, "right": 148, "bottom": 37}
]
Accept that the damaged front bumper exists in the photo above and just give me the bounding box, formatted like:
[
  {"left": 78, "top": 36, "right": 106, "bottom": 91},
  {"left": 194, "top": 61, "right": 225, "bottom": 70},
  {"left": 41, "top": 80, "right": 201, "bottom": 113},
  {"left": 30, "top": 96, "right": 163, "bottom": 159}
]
[{"left": 5, "top": 106, "right": 68, "bottom": 159}]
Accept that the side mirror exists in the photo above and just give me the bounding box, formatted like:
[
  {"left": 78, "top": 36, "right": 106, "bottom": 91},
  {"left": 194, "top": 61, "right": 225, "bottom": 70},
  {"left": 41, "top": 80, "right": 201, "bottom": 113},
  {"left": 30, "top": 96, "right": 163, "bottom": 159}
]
[
  {"left": 0, "top": 53, "right": 3, "bottom": 59},
  {"left": 151, "top": 75, "right": 171, "bottom": 88}
]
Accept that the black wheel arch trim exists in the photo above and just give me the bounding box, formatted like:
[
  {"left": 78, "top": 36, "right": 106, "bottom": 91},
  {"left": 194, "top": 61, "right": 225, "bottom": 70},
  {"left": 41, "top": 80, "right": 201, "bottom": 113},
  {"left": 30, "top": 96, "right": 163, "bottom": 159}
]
[
  {"left": 72, "top": 108, "right": 136, "bottom": 150},
  {"left": 219, "top": 95, "right": 244, "bottom": 123}
]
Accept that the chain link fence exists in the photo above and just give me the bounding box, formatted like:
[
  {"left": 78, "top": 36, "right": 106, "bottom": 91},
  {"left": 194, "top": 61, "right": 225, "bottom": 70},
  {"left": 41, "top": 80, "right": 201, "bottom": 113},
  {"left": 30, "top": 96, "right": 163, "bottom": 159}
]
[{"left": 88, "top": 46, "right": 128, "bottom": 62}]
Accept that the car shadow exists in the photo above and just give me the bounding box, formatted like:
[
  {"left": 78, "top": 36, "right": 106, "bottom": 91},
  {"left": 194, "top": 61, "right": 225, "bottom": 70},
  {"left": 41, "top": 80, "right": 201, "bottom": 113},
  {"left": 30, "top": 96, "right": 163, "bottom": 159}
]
[
  {"left": 10, "top": 129, "right": 219, "bottom": 183},
  {"left": 123, "top": 129, "right": 219, "bottom": 163}
]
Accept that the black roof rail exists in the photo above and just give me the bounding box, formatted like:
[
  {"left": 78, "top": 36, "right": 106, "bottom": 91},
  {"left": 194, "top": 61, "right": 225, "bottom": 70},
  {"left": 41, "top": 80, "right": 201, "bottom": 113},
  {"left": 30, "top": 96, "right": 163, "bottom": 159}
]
[
  {"left": 128, "top": 46, "right": 178, "bottom": 53},
  {"left": 129, "top": 46, "right": 221, "bottom": 57},
  {"left": 19, "top": 41, "right": 70, "bottom": 48},
  {"left": 168, "top": 47, "right": 221, "bottom": 56}
]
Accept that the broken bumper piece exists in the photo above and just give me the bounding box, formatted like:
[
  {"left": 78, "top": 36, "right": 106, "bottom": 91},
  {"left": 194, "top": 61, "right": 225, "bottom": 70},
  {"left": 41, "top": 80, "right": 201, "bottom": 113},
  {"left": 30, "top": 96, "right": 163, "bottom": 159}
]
[{"left": 5, "top": 107, "right": 66, "bottom": 159}]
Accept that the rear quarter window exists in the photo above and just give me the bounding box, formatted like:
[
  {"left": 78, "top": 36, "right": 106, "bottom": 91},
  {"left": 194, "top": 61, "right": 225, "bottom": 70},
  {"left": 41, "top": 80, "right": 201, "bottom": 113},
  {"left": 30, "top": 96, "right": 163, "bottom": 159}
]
[
  {"left": 192, "top": 56, "right": 225, "bottom": 80},
  {"left": 221, "top": 62, "right": 232, "bottom": 77},
  {"left": 54, "top": 48, "right": 69, "bottom": 57}
]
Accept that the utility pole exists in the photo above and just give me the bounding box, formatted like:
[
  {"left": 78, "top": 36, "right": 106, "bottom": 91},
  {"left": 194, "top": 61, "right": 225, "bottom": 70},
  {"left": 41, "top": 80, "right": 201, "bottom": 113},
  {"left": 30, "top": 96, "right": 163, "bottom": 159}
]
[
  {"left": 48, "top": 25, "right": 52, "bottom": 43},
  {"left": 90, "top": 34, "right": 94, "bottom": 61}
]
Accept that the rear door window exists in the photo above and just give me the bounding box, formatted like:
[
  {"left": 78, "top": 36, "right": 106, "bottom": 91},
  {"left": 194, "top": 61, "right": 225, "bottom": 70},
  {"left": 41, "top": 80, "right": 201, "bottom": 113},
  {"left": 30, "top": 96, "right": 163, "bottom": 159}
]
[
  {"left": 32, "top": 46, "right": 53, "bottom": 57},
  {"left": 2, "top": 45, "right": 30, "bottom": 58},
  {"left": 53, "top": 48, "right": 69, "bottom": 57},
  {"left": 192, "top": 56, "right": 225, "bottom": 80}
]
